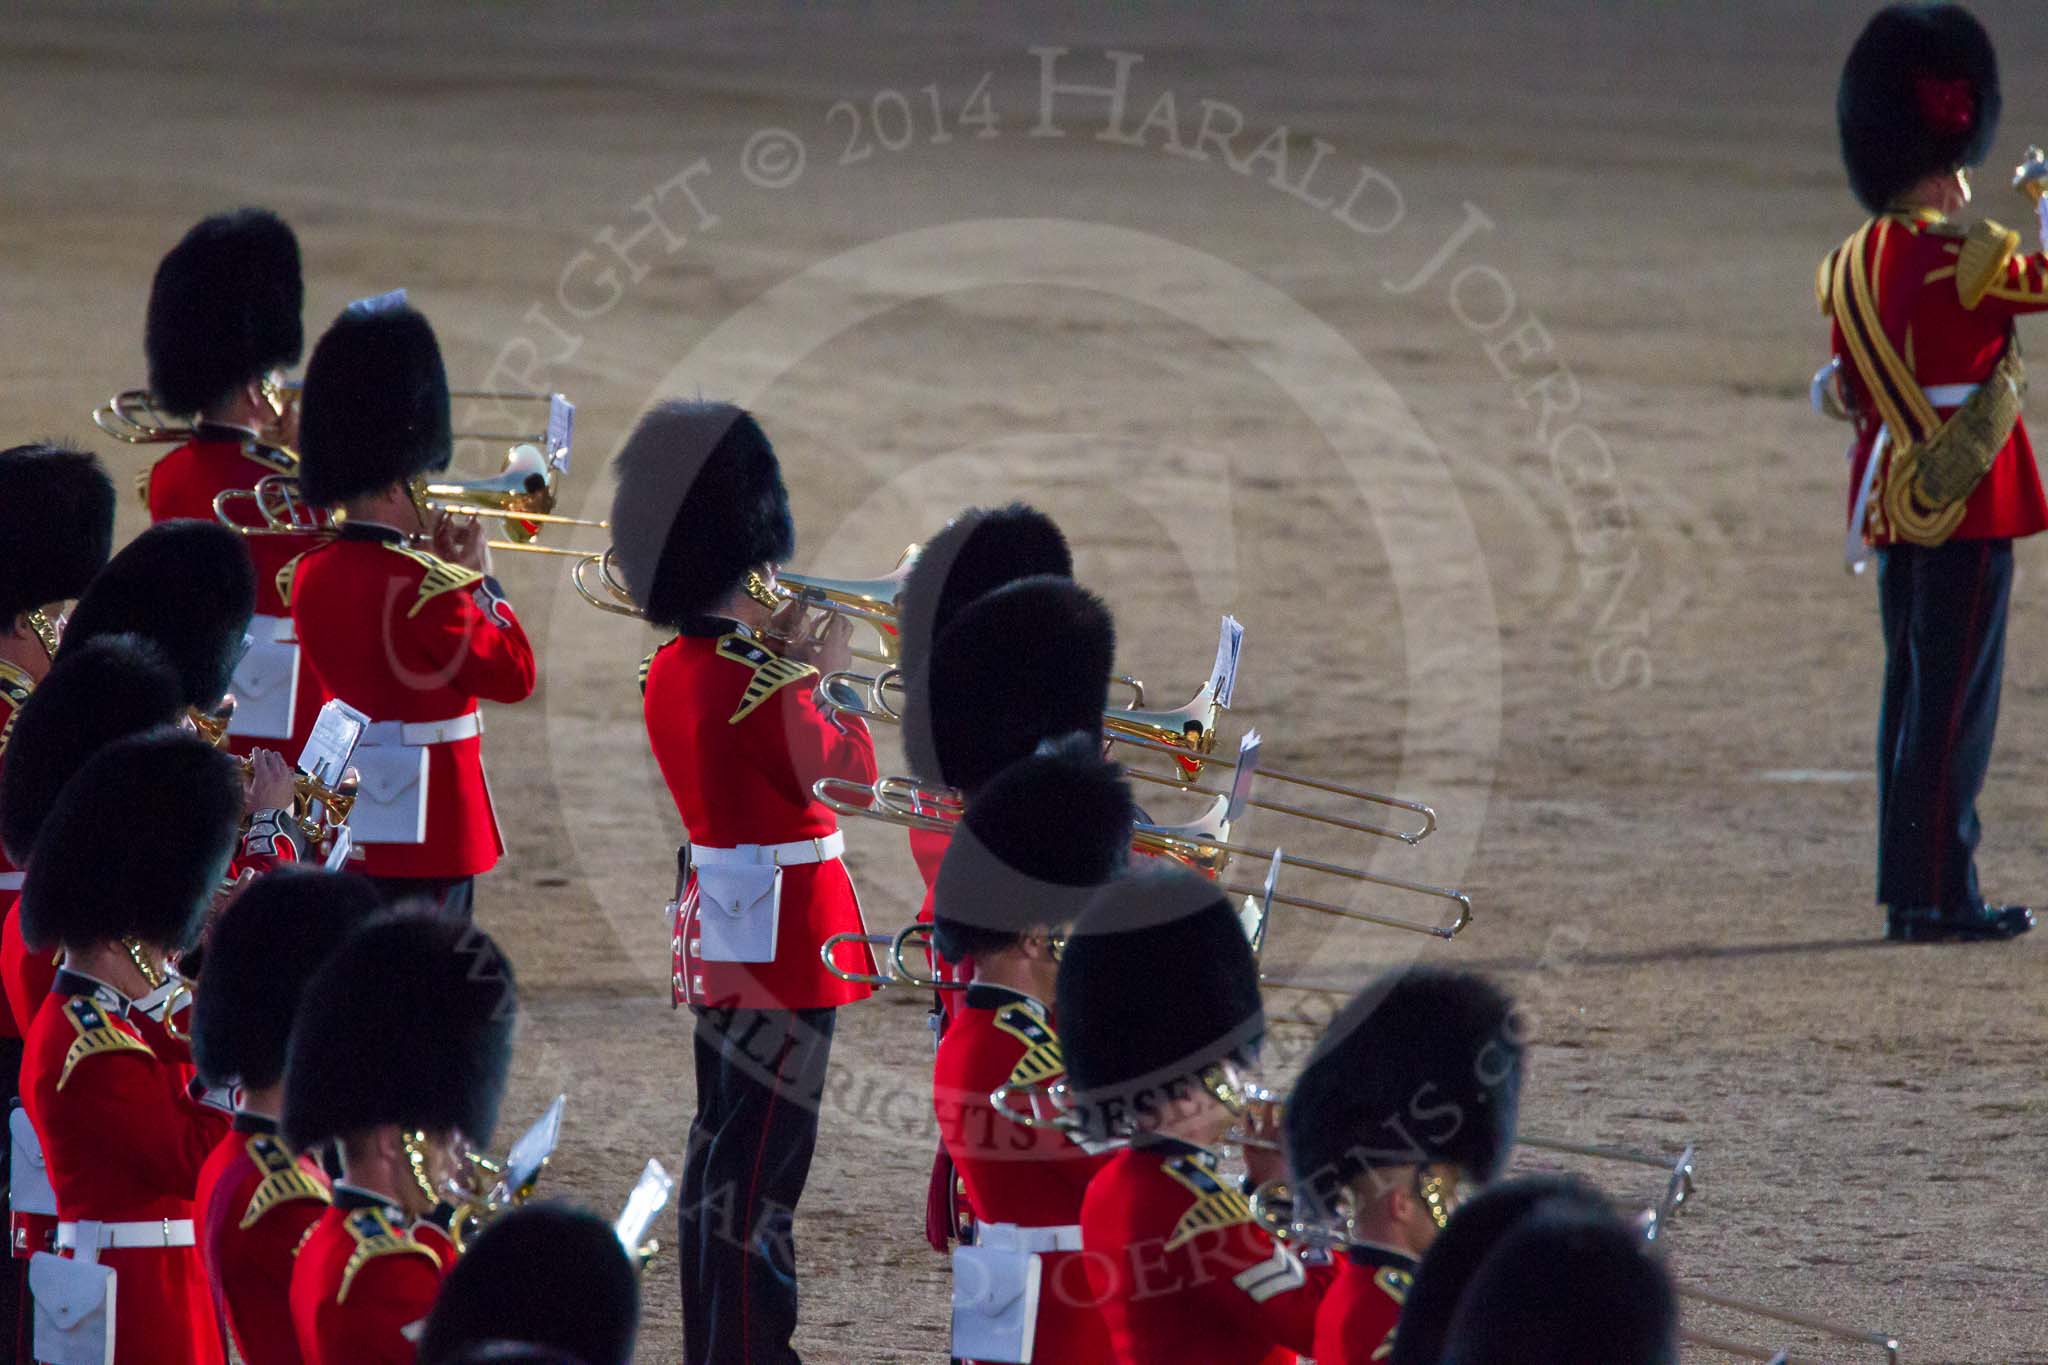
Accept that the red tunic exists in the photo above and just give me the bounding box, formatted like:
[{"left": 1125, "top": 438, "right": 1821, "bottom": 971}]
[
  {"left": 284, "top": 525, "right": 536, "bottom": 879},
  {"left": 1081, "top": 1139, "right": 1330, "bottom": 1365},
  {"left": 0, "top": 659, "right": 34, "bottom": 1041},
  {"left": 933, "top": 985, "right": 1113, "bottom": 1362},
  {"left": 196, "top": 1114, "right": 330, "bottom": 1365},
  {"left": 643, "top": 624, "right": 878, "bottom": 1010},
  {"left": 290, "top": 1192, "right": 452, "bottom": 1365},
  {"left": 148, "top": 429, "right": 327, "bottom": 759},
  {"left": 1310, "top": 1244, "right": 1416, "bottom": 1365},
  {"left": 20, "top": 973, "right": 231, "bottom": 1365},
  {"left": 1821, "top": 208, "right": 2048, "bottom": 546}
]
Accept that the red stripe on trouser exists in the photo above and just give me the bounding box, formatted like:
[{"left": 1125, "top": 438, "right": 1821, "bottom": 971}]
[{"left": 1928, "top": 542, "right": 1991, "bottom": 906}]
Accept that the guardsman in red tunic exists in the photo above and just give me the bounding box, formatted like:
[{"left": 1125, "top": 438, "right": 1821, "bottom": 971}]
[
  {"left": 1432, "top": 1202, "right": 1677, "bottom": 1365},
  {"left": 191, "top": 869, "right": 380, "bottom": 1365},
  {"left": 288, "top": 304, "right": 537, "bottom": 914},
  {"left": 18, "top": 731, "right": 243, "bottom": 1365},
  {"left": 141, "top": 208, "right": 325, "bottom": 760},
  {"left": 1379, "top": 1177, "right": 1604, "bottom": 1365},
  {"left": 1820, "top": 4, "right": 2040, "bottom": 941},
  {"left": 0, "top": 442, "right": 114, "bottom": 1355},
  {"left": 282, "top": 909, "right": 518, "bottom": 1365},
  {"left": 929, "top": 735, "right": 1129, "bottom": 1364},
  {"left": 417, "top": 1204, "right": 640, "bottom": 1365},
  {"left": 1059, "top": 868, "right": 1329, "bottom": 1365},
  {"left": 1284, "top": 968, "right": 1525, "bottom": 1365},
  {"left": 607, "top": 399, "right": 876, "bottom": 1364}
]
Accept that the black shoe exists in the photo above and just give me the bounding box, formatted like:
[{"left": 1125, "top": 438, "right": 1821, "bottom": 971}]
[{"left": 1886, "top": 904, "right": 2034, "bottom": 942}]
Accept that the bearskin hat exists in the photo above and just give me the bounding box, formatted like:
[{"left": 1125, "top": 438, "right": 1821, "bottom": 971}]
[
  {"left": 1440, "top": 1203, "right": 1678, "bottom": 1365},
  {"left": 191, "top": 868, "right": 381, "bottom": 1091},
  {"left": 0, "top": 634, "right": 183, "bottom": 866},
  {"left": 608, "top": 401, "right": 795, "bottom": 627},
  {"left": 1388, "top": 1177, "right": 1609, "bottom": 1365},
  {"left": 283, "top": 908, "right": 518, "bottom": 1151},
  {"left": 901, "top": 576, "right": 1114, "bottom": 797},
  {"left": 18, "top": 729, "right": 241, "bottom": 954},
  {"left": 145, "top": 208, "right": 304, "bottom": 418},
  {"left": 930, "top": 733, "right": 1133, "bottom": 963},
  {"left": 0, "top": 444, "right": 116, "bottom": 621},
  {"left": 60, "top": 520, "right": 254, "bottom": 710},
  {"left": 897, "top": 504, "right": 1072, "bottom": 677},
  {"left": 1055, "top": 867, "right": 1264, "bottom": 1140},
  {"left": 419, "top": 1203, "right": 639, "bottom": 1365},
  {"left": 1839, "top": 4, "right": 2000, "bottom": 213},
  {"left": 296, "top": 303, "right": 453, "bottom": 507},
  {"left": 1284, "top": 967, "right": 1524, "bottom": 1224}
]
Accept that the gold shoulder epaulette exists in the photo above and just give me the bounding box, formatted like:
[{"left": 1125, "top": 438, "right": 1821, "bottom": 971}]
[
  {"left": 1816, "top": 246, "right": 1840, "bottom": 318},
  {"left": 1957, "top": 219, "right": 2022, "bottom": 310},
  {"left": 991, "top": 1005, "right": 1065, "bottom": 1090},
  {"left": 1374, "top": 1265, "right": 1414, "bottom": 1306},
  {"left": 274, "top": 550, "right": 312, "bottom": 609},
  {"left": 1161, "top": 1153, "right": 1253, "bottom": 1250},
  {"left": 715, "top": 632, "right": 818, "bottom": 725},
  {"left": 240, "top": 1136, "right": 330, "bottom": 1229},
  {"left": 338, "top": 1208, "right": 441, "bottom": 1303},
  {"left": 380, "top": 543, "right": 485, "bottom": 620},
  {"left": 0, "top": 664, "right": 32, "bottom": 759},
  {"left": 639, "top": 646, "right": 661, "bottom": 697},
  {"left": 56, "top": 998, "right": 152, "bottom": 1091}
]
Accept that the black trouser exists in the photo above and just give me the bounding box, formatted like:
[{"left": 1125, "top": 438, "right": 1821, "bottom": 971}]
[
  {"left": 365, "top": 875, "right": 474, "bottom": 919},
  {"left": 0, "top": 1039, "right": 20, "bottom": 1362},
  {"left": 1876, "top": 538, "right": 2013, "bottom": 913},
  {"left": 680, "top": 1006, "right": 836, "bottom": 1365}
]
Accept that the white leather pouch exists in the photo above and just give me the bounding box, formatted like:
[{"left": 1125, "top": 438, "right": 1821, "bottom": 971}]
[
  {"left": 31, "top": 1246, "right": 114, "bottom": 1365},
  {"left": 10, "top": 1109, "right": 53, "bottom": 1218},
  {"left": 225, "top": 638, "right": 301, "bottom": 741},
  {"left": 693, "top": 864, "right": 781, "bottom": 963},
  {"left": 950, "top": 1244, "right": 1041, "bottom": 1363},
  {"left": 348, "top": 744, "right": 429, "bottom": 845}
]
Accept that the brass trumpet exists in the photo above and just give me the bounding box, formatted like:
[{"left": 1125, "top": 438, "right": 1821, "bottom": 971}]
[
  {"left": 234, "top": 755, "right": 359, "bottom": 857},
  {"left": 448, "top": 1094, "right": 565, "bottom": 1255},
  {"left": 814, "top": 773, "right": 1472, "bottom": 940},
  {"left": 819, "top": 666, "right": 1436, "bottom": 848}
]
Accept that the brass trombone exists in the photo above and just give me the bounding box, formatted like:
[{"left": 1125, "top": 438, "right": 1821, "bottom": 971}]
[
  {"left": 1676, "top": 1286, "right": 1899, "bottom": 1365},
  {"left": 818, "top": 921, "right": 958, "bottom": 990},
  {"left": 814, "top": 773, "right": 1472, "bottom": 940},
  {"left": 819, "top": 666, "right": 1436, "bottom": 848}
]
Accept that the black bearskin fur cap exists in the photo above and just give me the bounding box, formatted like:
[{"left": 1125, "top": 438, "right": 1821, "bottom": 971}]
[
  {"left": 608, "top": 401, "right": 795, "bottom": 627},
  {"left": 0, "top": 444, "right": 116, "bottom": 620},
  {"left": 145, "top": 208, "right": 304, "bottom": 417},
  {"left": 191, "top": 868, "right": 382, "bottom": 1091},
  {"left": 283, "top": 908, "right": 518, "bottom": 1150},
  {"left": 897, "top": 503, "right": 1072, "bottom": 677},
  {"left": 1440, "top": 1203, "right": 1677, "bottom": 1365},
  {"left": 18, "top": 729, "right": 242, "bottom": 953},
  {"left": 0, "top": 634, "right": 183, "bottom": 866},
  {"left": 902, "top": 576, "right": 1114, "bottom": 797},
  {"left": 1284, "top": 967, "right": 1524, "bottom": 1223},
  {"left": 1839, "top": 4, "right": 2000, "bottom": 212},
  {"left": 296, "top": 303, "right": 453, "bottom": 506},
  {"left": 60, "top": 520, "right": 255, "bottom": 710},
  {"left": 1055, "top": 866, "right": 1264, "bottom": 1140},
  {"left": 930, "top": 733, "right": 1133, "bottom": 963},
  {"left": 420, "top": 1203, "right": 639, "bottom": 1365}
]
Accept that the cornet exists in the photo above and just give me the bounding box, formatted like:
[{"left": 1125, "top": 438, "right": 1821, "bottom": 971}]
[{"left": 447, "top": 1094, "right": 565, "bottom": 1255}]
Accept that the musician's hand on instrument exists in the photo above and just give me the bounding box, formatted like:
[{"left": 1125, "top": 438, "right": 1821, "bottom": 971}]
[
  {"left": 1239, "top": 1099, "right": 1288, "bottom": 1187},
  {"left": 764, "top": 596, "right": 808, "bottom": 647},
  {"left": 246, "top": 748, "right": 297, "bottom": 814},
  {"left": 436, "top": 511, "right": 492, "bottom": 574}
]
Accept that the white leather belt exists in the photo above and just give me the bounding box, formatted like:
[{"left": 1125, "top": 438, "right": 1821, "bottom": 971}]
[
  {"left": 55, "top": 1219, "right": 195, "bottom": 1250},
  {"left": 976, "top": 1222, "right": 1083, "bottom": 1254},
  {"left": 693, "top": 832, "right": 844, "bottom": 867},
  {"left": 0, "top": 873, "right": 21, "bottom": 892},
  {"left": 359, "top": 714, "right": 483, "bottom": 747},
  {"left": 251, "top": 613, "right": 297, "bottom": 644}
]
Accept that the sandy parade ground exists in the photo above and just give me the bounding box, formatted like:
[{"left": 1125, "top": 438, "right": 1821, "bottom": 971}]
[{"left": 3, "top": 2, "right": 2047, "bottom": 1359}]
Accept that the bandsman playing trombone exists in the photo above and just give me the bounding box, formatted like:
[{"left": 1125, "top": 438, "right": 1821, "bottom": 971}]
[
  {"left": 286, "top": 303, "right": 537, "bottom": 916},
  {"left": 928, "top": 734, "right": 1131, "bottom": 1364},
  {"left": 1059, "top": 866, "right": 1329, "bottom": 1364},
  {"left": 140, "top": 208, "right": 327, "bottom": 759},
  {"left": 607, "top": 399, "right": 875, "bottom": 1365},
  {"left": 1283, "top": 967, "right": 1524, "bottom": 1365},
  {"left": 282, "top": 909, "right": 520, "bottom": 1365}
]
